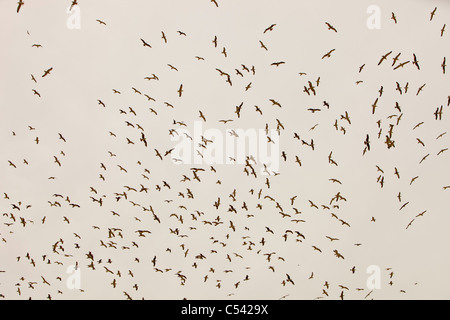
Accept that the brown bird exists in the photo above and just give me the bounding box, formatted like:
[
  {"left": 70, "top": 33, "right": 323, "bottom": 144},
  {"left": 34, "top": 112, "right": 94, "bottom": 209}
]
[
  {"left": 378, "top": 51, "right": 392, "bottom": 65},
  {"left": 259, "top": 41, "right": 268, "bottom": 51},
  {"left": 222, "top": 47, "right": 227, "bottom": 57},
  {"left": 430, "top": 7, "right": 437, "bottom": 21},
  {"left": 416, "top": 83, "right": 426, "bottom": 96},
  {"left": 17, "top": 0, "right": 24, "bottom": 13},
  {"left": 70, "top": 0, "right": 78, "bottom": 10},
  {"left": 322, "top": 49, "right": 335, "bottom": 59},
  {"left": 391, "top": 12, "right": 397, "bottom": 24},
  {"left": 271, "top": 61, "right": 285, "bottom": 67},
  {"left": 372, "top": 98, "right": 379, "bottom": 114},
  {"left": 168, "top": 64, "right": 178, "bottom": 71},
  {"left": 199, "top": 111, "right": 206, "bottom": 122},
  {"left": 54, "top": 156, "right": 61, "bottom": 167},
  {"left": 269, "top": 99, "right": 282, "bottom": 107},
  {"left": 42, "top": 67, "right": 53, "bottom": 77},
  {"left": 435, "top": 106, "right": 443, "bottom": 120},
  {"left": 392, "top": 52, "right": 401, "bottom": 66},
  {"left": 394, "top": 60, "right": 410, "bottom": 70},
  {"left": 412, "top": 54, "right": 420, "bottom": 70},
  {"left": 333, "top": 250, "right": 345, "bottom": 259},
  {"left": 58, "top": 133, "right": 66, "bottom": 142},
  {"left": 140, "top": 38, "right": 152, "bottom": 48}
]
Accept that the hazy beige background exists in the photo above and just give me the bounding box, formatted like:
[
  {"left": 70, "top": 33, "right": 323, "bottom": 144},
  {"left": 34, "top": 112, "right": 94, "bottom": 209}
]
[{"left": 0, "top": 0, "right": 449, "bottom": 300}]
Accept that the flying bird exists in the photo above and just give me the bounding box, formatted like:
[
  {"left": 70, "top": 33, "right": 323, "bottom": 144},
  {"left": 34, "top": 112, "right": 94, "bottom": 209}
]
[
  {"left": 322, "top": 49, "right": 335, "bottom": 59},
  {"left": 140, "top": 38, "right": 152, "bottom": 48},
  {"left": 42, "top": 67, "right": 53, "bottom": 77},
  {"left": 17, "top": 0, "right": 24, "bottom": 13}
]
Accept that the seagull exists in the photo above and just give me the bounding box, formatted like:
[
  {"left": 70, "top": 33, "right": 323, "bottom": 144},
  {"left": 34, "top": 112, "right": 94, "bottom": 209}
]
[{"left": 17, "top": 0, "right": 24, "bottom": 13}]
